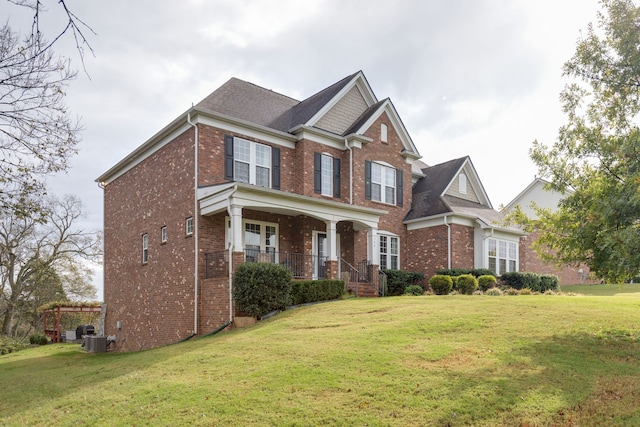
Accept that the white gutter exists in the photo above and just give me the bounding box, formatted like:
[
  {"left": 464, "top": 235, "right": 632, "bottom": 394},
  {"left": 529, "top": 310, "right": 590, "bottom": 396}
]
[
  {"left": 444, "top": 215, "right": 451, "bottom": 269},
  {"left": 187, "top": 110, "right": 199, "bottom": 336},
  {"left": 344, "top": 138, "right": 353, "bottom": 204},
  {"left": 226, "top": 190, "right": 236, "bottom": 324}
]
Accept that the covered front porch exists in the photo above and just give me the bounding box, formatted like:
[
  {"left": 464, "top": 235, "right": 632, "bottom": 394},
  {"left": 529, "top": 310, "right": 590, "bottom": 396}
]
[{"left": 198, "top": 183, "right": 387, "bottom": 295}]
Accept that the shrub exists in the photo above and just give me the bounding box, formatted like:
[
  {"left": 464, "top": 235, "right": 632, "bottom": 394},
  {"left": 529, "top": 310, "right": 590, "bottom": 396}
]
[
  {"left": 500, "top": 272, "right": 559, "bottom": 293},
  {"left": 404, "top": 285, "right": 424, "bottom": 296},
  {"left": 0, "top": 336, "right": 28, "bottom": 355},
  {"left": 383, "top": 270, "right": 425, "bottom": 296},
  {"left": 429, "top": 275, "right": 453, "bottom": 295},
  {"left": 518, "top": 288, "right": 534, "bottom": 295},
  {"left": 505, "top": 287, "right": 520, "bottom": 295},
  {"left": 290, "top": 279, "right": 345, "bottom": 305},
  {"left": 29, "top": 333, "right": 48, "bottom": 345},
  {"left": 455, "top": 274, "right": 478, "bottom": 295},
  {"left": 437, "top": 268, "right": 495, "bottom": 277},
  {"left": 485, "top": 287, "right": 504, "bottom": 296},
  {"left": 233, "top": 262, "right": 293, "bottom": 319},
  {"left": 478, "top": 275, "right": 497, "bottom": 291}
]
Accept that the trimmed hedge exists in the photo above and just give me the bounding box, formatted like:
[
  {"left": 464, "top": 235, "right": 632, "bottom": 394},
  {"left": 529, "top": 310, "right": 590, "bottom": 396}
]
[
  {"left": 383, "top": 270, "right": 425, "bottom": 296},
  {"left": 404, "top": 285, "right": 424, "bottom": 296},
  {"left": 29, "top": 333, "right": 48, "bottom": 345},
  {"left": 478, "top": 275, "right": 498, "bottom": 291},
  {"left": 455, "top": 274, "right": 478, "bottom": 295},
  {"left": 437, "top": 268, "right": 495, "bottom": 278},
  {"left": 429, "top": 275, "right": 453, "bottom": 295},
  {"left": 290, "top": 279, "right": 345, "bottom": 305},
  {"left": 233, "top": 263, "right": 293, "bottom": 319},
  {"left": 500, "top": 272, "right": 559, "bottom": 293}
]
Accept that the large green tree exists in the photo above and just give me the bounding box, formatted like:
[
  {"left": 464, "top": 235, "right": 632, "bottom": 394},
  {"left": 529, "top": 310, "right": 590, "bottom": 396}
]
[{"left": 527, "top": 0, "right": 640, "bottom": 283}]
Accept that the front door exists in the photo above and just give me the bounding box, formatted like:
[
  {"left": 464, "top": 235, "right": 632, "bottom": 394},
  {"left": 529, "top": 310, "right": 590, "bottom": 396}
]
[{"left": 314, "top": 232, "right": 327, "bottom": 279}]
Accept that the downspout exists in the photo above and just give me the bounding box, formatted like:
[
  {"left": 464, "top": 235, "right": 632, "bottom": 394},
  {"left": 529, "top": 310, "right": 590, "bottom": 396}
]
[
  {"left": 344, "top": 138, "right": 353, "bottom": 204},
  {"left": 444, "top": 215, "right": 451, "bottom": 269},
  {"left": 187, "top": 110, "right": 199, "bottom": 336},
  {"left": 226, "top": 191, "right": 236, "bottom": 324}
]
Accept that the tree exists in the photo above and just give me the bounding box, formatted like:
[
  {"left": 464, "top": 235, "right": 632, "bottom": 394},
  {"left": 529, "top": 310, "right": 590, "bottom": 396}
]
[
  {"left": 0, "top": 194, "right": 101, "bottom": 336},
  {"left": 526, "top": 0, "right": 640, "bottom": 283},
  {"left": 0, "top": 1, "right": 93, "bottom": 218}
]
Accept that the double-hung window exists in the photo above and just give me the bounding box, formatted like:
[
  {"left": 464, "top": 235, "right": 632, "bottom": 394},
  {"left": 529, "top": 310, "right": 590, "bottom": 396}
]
[
  {"left": 365, "top": 160, "right": 403, "bottom": 206},
  {"left": 142, "top": 233, "right": 149, "bottom": 264},
  {"left": 314, "top": 152, "right": 341, "bottom": 198},
  {"left": 233, "top": 138, "right": 272, "bottom": 188},
  {"left": 224, "top": 135, "right": 281, "bottom": 189},
  {"left": 487, "top": 238, "right": 518, "bottom": 275},
  {"left": 379, "top": 234, "right": 399, "bottom": 270},
  {"left": 371, "top": 163, "right": 396, "bottom": 204}
]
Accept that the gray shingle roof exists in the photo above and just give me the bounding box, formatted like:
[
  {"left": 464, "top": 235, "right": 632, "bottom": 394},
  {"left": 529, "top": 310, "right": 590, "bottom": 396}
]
[
  {"left": 196, "top": 77, "right": 298, "bottom": 129},
  {"left": 196, "top": 72, "right": 361, "bottom": 133},
  {"left": 404, "top": 157, "right": 468, "bottom": 221}
]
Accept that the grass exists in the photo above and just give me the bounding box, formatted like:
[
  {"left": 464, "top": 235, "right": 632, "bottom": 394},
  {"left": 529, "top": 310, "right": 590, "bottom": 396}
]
[
  {"left": 560, "top": 282, "right": 640, "bottom": 296},
  {"left": 3, "top": 295, "right": 640, "bottom": 425}
]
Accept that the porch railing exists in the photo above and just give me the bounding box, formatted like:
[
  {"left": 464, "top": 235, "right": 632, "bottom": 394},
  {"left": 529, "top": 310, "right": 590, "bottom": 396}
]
[{"left": 204, "top": 249, "right": 329, "bottom": 279}]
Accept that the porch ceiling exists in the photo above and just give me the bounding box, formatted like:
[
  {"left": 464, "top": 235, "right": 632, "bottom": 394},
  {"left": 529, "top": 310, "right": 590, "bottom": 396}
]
[{"left": 198, "top": 183, "right": 386, "bottom": 229}]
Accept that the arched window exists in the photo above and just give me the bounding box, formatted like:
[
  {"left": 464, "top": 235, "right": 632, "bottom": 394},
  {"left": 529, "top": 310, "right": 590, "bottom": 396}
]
[{"left": 459, "top": 173, "right": 467, "bottom": 194}]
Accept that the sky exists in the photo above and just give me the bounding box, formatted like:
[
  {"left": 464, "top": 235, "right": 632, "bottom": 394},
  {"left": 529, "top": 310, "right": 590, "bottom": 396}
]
[{"left": 2, "top": 0, "right": 604, "bottom": 300}]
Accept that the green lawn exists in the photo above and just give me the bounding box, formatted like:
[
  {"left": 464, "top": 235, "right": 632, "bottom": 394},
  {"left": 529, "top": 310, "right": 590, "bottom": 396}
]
[
  {"left": 2, "top": 295, "right": 640, "bottom": 426},
  {"left": 561, "top": 282, "right": 640, "bottom": 296}
]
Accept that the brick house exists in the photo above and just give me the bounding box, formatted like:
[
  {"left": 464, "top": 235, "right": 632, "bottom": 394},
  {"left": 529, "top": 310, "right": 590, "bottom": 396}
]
[
  {"left": 97, "top": 71, "right": 523, "bottom": 351},
  {"left": 504, "top": 178, "right": 598, "bottom": 285}
]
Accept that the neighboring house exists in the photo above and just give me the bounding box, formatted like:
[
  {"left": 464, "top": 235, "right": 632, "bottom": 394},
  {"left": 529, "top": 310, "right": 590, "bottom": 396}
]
[
  {"left": 503, "top": 178, "right": 596, "bottom": 285},
  {"left": 97, "top": 71, "right": 522, "bottom": 351}
]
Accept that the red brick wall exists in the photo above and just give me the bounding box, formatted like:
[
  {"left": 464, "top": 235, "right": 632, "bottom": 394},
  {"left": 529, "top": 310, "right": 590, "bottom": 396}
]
[
  {"left": 104, "top": 129, "right": 197, "bottom": 351},
  {"left": 519, "top": 231, "right": 598, "bottom": 285},
  {"left": 356, "top": 112, "right": 413, "bottom": 266},
  {"left": 406, "top": 223, "right": 475, "bottom": 281}
]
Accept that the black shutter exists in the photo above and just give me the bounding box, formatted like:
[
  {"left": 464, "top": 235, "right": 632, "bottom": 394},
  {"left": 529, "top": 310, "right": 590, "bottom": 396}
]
[
  {"left": 224, "top": 135, "right": 234, "bottom": 180},
  {"left": 365, "top": 160, "right": 372, "bottom": 200},
  {"left": 333, "top": 157, "right": 341, "bottom": 198},
  {"left": 272, "top": 147, "right": 280, "bottom": 190},
  {"left": 396, "top": 169, "right": 403, "bottom": 207},
  {"left": 314, "top": 153, "right": 322, "bottom": 194}
]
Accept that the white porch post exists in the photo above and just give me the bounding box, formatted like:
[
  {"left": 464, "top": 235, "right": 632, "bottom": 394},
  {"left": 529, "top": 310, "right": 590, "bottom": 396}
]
[
  {"left": 230, "top": 205, "right": 243, "bottom": 252},
  {"left": 327, "top": 220, "right": 337, "bottom": 261},
  {"left": 367, "top": 227, "right": 379, "bottom": 265}
]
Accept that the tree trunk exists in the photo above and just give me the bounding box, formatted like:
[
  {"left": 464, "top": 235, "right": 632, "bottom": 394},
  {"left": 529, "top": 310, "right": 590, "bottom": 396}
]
[{"left": 2, "top": 305, "right": 15, "bottom": 336}]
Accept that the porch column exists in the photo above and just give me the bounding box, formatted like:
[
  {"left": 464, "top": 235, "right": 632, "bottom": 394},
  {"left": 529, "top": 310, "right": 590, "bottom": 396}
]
[
  {"left": 326, "top": 220, "right": 337, "bottom": 261},
  {"left": 367, "top": 227, "right": 379, "bottom": 265},
  {"left": 229, "top": 205, "right": 243, "bottom": 252}
]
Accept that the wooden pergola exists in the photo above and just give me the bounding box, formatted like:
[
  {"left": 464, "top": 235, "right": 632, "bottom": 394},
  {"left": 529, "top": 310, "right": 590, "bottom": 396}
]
[{"left": 43, "top": 304, "right": 102, "bottom": 343}]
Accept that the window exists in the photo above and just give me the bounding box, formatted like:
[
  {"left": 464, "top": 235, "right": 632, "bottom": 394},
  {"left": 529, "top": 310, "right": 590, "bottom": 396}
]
[
  {"left": 186, "top": 217, "right": 193, "bottom": 236},
  {"left": 487, "top": 238, "right": 517, "bottom": 275},
  {"left": 365, "top": 160, "right": 403, "bottom": 206},
  {"left": 379, "top": 235, "right": 399, "bottom": 270},
  {"left": 371, "top": 162, "right": 395, "bottom": 204},
  {"left": 381, "top": 123, "right": 388, "bottom": 143},
  {"left": 142, "top": 233, "right": 148, "bottom": 264},
  {"left": 227, "top": 219, "right": 279, "bottom": 262},
  {"left": 314, "top": 152, "right": 340, "bottom": 198},
  {"left": 161, "top": 226, "right": 167, "bottom": 243},
  {"left": 459, "top": 173, "right": 467, "bottom": 194},
  {"left": 232, "top": 137, "right": 271, "bottom": 188}
]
